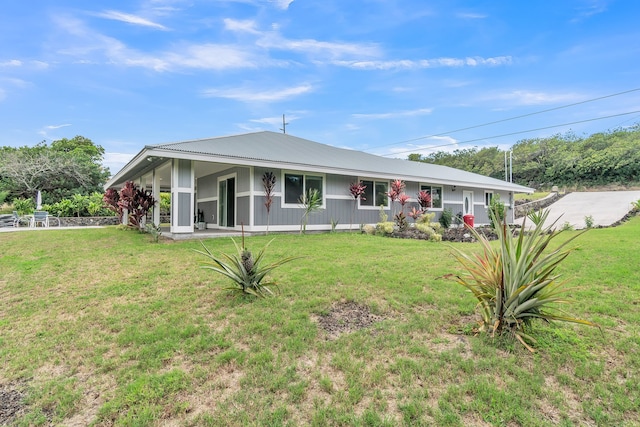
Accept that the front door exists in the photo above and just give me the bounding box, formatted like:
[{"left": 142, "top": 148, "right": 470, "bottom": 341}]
[
  {"left": 218, "top": 177, "right": 235, "bottom": 228},
  {"left": 463, "top": 191, "right": 474, "bottom": 216}
]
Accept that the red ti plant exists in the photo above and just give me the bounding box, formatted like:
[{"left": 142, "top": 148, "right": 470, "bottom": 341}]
[
  {"left": 114, "top": 181, "right": 156, "bottom": 228},
  {"left": 407, "top": 207, "right": 422, "bottom": 222},
  {"left": 349, "top": 181, "right": 367, "bottom": 230},
  {"left": 398, "top": 194, "right": 411, "bottom": 213},
  {"left": 417, "top": 190, "right": 432, "bottom": 211},
  {"left": 262, "top": 172, "right": 276, "bottom": 235},
  {"left": 387, "top": 179, "right": 405, "bottom": 203},
  {"left": 387, "top": 179, "right": 406, "bottom": 216},
  {"left": 103, "top": 188, "right": 122, "bottom": 222}
]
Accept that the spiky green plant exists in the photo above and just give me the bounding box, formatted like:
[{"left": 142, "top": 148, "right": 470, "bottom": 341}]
[
  {"left": 299, "top": 188, "right": 322, "bottom": 234},
  {"left": 526, "top": 208, "right": 545, "bottom": 226},
  {"left": 448, "top": 208, "right": 597, "bottom": 351},
  {"left": 195, "top": 238, "right": 300, "bottom": 298}
]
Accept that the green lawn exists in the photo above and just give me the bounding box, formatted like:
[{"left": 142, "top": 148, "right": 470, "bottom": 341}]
[{"left": 1, "top": 220, "right": 639, "bottom": 426}]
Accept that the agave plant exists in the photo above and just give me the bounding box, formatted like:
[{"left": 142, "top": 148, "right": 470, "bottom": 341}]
[
  {"left": 195, "top": 235, "right": 300, "bottom": 297},
  {"left": 448, "top": 208, "right": 597, "bottom": 351}
]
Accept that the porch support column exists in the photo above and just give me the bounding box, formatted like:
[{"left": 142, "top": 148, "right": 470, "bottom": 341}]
[
  {"left": 152, "top": 169, "right": 161, "bottom": 226},
  {"left": 171, "top": 159, "right": 195, "bottom": 233}
]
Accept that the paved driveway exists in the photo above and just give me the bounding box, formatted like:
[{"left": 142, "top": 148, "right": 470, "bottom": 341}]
[{"left": 516, "top": 191, "right": 640, "bottom": 230}]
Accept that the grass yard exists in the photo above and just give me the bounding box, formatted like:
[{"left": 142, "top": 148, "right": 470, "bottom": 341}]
[{"left": 1, "top": 219, "right": 639, "bottom": 426}]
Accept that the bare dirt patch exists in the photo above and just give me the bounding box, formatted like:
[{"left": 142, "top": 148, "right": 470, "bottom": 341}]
[
  {"left": 0, "top": 381, "right": 26, "bottom": 426},
  {"left": 312, "top": 301, "right": 386, "bottom": 340}
]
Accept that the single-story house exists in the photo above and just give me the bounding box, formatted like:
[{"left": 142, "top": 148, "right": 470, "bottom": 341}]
[{"left": 105, "top": 131, "right": 533, "bottom": 236}]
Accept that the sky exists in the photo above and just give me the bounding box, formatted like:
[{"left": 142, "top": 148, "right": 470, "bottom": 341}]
[{"left": 1, "top": 0, "right": 639, "bottom": 175}]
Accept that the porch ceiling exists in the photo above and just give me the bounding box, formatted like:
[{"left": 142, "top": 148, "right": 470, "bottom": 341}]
[{"left": 137, "top": 160, "right": 231, "bottom": 191}]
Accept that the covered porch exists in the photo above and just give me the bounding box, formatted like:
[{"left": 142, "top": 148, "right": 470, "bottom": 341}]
[{"left": 119, "top": 152, "right": 250, "bottom": 236}]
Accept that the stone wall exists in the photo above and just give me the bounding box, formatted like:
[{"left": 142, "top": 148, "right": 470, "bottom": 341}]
[
  {"left": 56, "top": 216, "right": 120, "bottom": 227},
  {"left": 514, "top": 192, "right": 564, "bottom": 218}
]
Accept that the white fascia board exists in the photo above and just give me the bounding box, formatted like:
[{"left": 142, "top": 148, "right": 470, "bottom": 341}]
[{"left": 120, "top": 148, "right": 534, "bottom": 194}]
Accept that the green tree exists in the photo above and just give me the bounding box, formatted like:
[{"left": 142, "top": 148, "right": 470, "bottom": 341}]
[
  {"left": 409, "top": 124, "right": 640, "bottom": 189},
  {"left": 0, "top": 136, "right": 110, "bottom": 204}
]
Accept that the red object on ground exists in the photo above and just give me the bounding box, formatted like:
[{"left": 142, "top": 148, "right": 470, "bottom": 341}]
[{"left": 463, "top": 214, "right": 474, "bottom": 228}]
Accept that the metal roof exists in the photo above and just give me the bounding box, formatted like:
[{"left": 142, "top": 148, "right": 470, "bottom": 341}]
[{"left": 107, "top": 131, "right": 533, "bottom": 193}]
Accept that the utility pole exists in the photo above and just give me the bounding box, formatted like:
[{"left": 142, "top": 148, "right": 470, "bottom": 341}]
[
  {"left": 280, "top": 114, "right": 289, "bottom": 134},
  {"left": 504, "top": 151, "right": 508, "bottom": 181},
  {"left": 509, "top": 150, "right": 513, "bottom": 183}
]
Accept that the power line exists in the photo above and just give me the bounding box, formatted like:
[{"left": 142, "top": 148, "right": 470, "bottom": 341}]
[
  {"left": 380, "top": 109, "right": 640, "bottom": 157},
  {"left": 368, "top": 87, "right": 640, "bottom": 151}
]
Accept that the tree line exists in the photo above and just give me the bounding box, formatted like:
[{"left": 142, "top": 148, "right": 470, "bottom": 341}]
[
  {"left": 408, "top": 124, "right": 640, "bottom": 189},
  {"left": 0, "top": 136, "right": 110, "bottom": 206}
]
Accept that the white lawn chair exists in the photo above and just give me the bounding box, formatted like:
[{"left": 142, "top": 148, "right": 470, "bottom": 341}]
[
  {"left": 12, "top": 211, "right": 30, "bottom": 227},
  {"left": 31, "top": 211, "right": 49, "bottom": 227}
]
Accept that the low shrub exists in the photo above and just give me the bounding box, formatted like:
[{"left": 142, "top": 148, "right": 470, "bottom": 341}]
[
  {"left": 375, "top": 221, "right": 395, "bottom": 236},
  {"left": 584, "top": 215, "right": 595, "bottom": 229},
  {"left": 439, "top": 208, "right": 453, "bottom": 229},
  {"left": 362, "top": 224, "right": 376, "bottom": 235}
]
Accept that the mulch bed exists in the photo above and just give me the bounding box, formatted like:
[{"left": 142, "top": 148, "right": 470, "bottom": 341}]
[{"left": 389, "top": 226, "right": 499, "bottom": 243}]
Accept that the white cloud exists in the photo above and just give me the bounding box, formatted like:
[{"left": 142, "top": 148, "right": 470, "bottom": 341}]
[
  {"left": 258, "top": 34, "right": 381, "bottom": 59},
  {"left": 493, "top": 90, "right": 582, "bottom": 105},
  {"left": 572, "top": 0, "right": 610, "bottom": 22},
  {"left": 202, "top": 84, "right": 313, "bottom": 102},
  {"left": 224, "top": 18, "right": 261, "bottom": 34},
  {"left": 103, "top": 152, "right": 137, "bottom": 174},
  {"left": 46, "top": 124, "right": 72, "bottom": 130},
  {"left": 54, "top": 14, "right": 277, "bottom": 71},
  {"left": 249, "top": 113, "right": 301, "bottom": 127},
  {"left": 457, "top": 12, "right": 488, "bottom": 19},
  {"left": 38, "top": 123, "right": 73, "bottom": 138},
  {"left": 332, "top": 56, "right": 512, "bottom": 70},
  {"left": 269, "top": 0, "right": 295, "bottom": 10},
  {"left": 32, "top": 60, "right": 50, "bottom": 69},
  {"left": 352, "top": 108, "right": 433, "bottom": 120},
  {"left": 0, "top": 60, "right": 22, "bottom": 67},
  {"left": 381, "top": 136, "right": 461, "bottom": 158},
  {"left": 165, "top": 44, "right": 261, "bottom": 70},
  {"left": 96, "top": 10, "right": 169, "bottom": 30},
  {"left": 0, "top": 77, "right": 30, "bottom": 87}
]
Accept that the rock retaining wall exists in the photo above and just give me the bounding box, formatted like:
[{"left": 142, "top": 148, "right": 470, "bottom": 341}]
[
  {"left": 514, "top": 192, "right": 564, "bottom": 218},
  {"left": 57, "top": 216, "right": 120, "bottom": 227}
]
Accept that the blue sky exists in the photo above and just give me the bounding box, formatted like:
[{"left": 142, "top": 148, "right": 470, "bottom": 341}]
[{"left": 1, "top": 0, "right": 639, "bottom": 175}]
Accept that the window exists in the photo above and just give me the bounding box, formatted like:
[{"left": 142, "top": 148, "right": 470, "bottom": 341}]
[
  {"left": 284, "top": 172, "right": 324, "bottom": 205},
  {"left": 360, "top": 180, "right": 389, "bottom": 207},
  {"left": 420, "top": 185, "right": 443, "bottom": 209},
  {"left": 484, "top": 191, "right": 494, "bottom": 207}
]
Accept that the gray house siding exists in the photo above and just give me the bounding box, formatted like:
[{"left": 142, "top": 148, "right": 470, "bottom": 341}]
[
  {"left": 195, "top": 165, "right": 516, "bottom": 230},
  {"left": 440, "top": 188, "right": 514, "bottom": 225},
  {"left": 196, "top": 165, "right": 251, "bottom": 227},
  {"left": 251, "top": 167, "right": 389, "bottom": 229}
]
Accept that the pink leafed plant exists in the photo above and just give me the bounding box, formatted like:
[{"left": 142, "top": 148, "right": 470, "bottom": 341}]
[
  {"left": 417, "top": 190, "right": 432, "bottom": 210},
  {"left": 398, "top": 194, "right": 411, "bottom": 212},
  {"left": 349, "top": 181, "right": 367, "bottom": 230},
  {"left": 349, "top": 181, "right": 367, "bottom": 201},
  {"left": 407, "top": 207, "right": 422, "bottom": 221}
]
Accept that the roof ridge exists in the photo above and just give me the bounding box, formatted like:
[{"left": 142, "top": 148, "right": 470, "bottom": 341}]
[{"left": 151, "top": 130, "right": 277, "bottom": 148}]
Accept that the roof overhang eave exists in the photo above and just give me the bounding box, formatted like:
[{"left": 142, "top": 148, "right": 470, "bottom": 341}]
[{"left": 104, "top": 148, "right": 535, "bottom": 194}]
